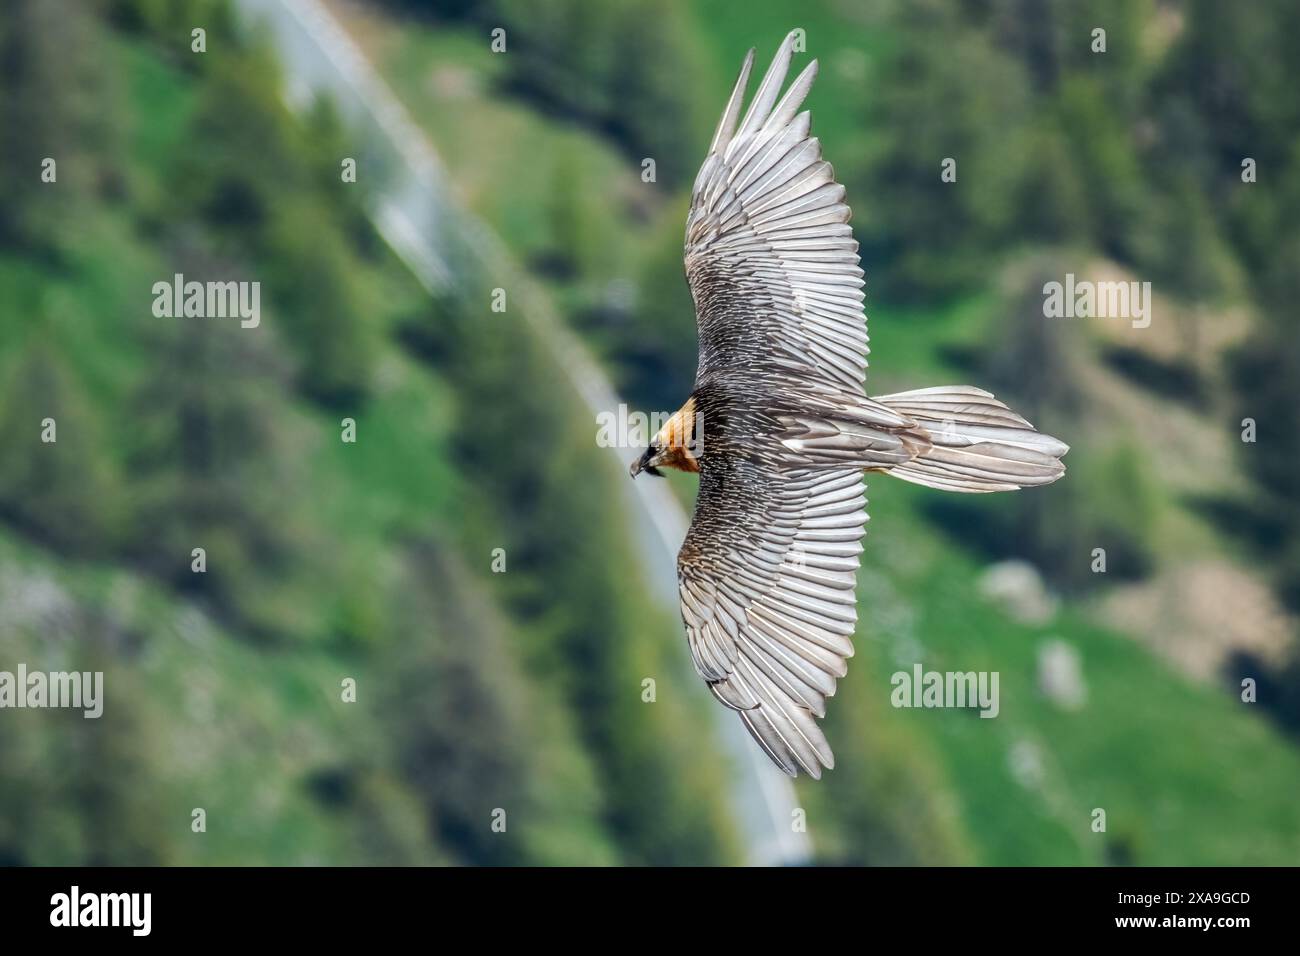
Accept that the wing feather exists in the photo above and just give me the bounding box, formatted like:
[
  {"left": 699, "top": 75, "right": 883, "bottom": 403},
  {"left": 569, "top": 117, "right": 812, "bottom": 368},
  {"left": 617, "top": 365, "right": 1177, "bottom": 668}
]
[
  {"left": 674, "top": 34, "right": 878, "bottom": 778},
  {"left": 685, "top": 33, "right": 867, "bottom": 394},
  {"left": 678, "top": 457, "right": 865, "bottom": 778}
]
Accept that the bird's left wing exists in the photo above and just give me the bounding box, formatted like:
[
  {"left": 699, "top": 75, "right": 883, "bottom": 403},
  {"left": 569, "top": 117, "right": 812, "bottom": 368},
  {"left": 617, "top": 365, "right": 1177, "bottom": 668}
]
[
  {"left": 677, "top": 455, "right": 865, "bottom": 778},
  {"left": 684, "top": 31, "right": 867, "bottom": 393}
]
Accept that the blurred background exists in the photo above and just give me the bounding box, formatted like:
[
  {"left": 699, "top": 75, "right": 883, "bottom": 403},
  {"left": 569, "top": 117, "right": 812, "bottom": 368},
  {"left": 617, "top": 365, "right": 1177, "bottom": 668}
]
[{"left": 1, "top": 0, "right": 1298, "bottom": 866}]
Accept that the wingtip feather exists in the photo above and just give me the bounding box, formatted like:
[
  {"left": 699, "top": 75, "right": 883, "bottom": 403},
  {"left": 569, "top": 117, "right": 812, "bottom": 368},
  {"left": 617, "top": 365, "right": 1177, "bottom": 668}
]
[{"left": 708, "top": 48, "right": 755, "bottom": 157}]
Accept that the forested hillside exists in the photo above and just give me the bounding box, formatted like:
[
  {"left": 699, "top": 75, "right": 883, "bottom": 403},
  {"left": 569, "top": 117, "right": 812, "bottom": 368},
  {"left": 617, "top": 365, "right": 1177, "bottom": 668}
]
[
  {"left": 0, "top": 0, "right": 740, "bottom": 865},
  {"left": 350, "top": 0, "right": 1300, "bottom": 863}
]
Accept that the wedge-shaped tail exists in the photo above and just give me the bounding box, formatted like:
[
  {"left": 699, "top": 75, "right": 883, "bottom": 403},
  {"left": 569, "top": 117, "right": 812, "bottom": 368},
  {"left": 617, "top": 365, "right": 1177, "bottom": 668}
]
[{"left": 873, "top": 386, "right": 1068, "bottom": 493}]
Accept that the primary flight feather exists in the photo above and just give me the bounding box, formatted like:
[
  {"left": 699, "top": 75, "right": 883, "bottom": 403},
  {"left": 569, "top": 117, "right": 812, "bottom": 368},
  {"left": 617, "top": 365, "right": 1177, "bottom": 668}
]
[{"left": 629, "top": 31, "right": 1068, "bottom": 778}]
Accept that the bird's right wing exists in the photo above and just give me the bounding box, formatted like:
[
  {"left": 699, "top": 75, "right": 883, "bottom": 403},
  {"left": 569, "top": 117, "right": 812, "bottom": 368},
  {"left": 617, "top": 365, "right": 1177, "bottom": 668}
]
[
  {"left": 684, "top": 31, "right": 868, "bottom": 394},
  {"left": 677, "top": 454, "right": 866, "bottom": 778}
]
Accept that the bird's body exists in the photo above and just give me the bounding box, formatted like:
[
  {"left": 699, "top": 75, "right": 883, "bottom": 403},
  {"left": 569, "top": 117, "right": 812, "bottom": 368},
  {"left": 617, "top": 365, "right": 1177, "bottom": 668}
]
[{"left": 630, "top": 32, "right": 1068, "bottom": 778}]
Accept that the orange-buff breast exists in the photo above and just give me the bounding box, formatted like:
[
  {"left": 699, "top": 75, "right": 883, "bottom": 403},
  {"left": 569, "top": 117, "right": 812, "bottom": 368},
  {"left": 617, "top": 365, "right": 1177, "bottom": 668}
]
[{"left": 657, "top": 398, "right": 701, "bottom": 473}]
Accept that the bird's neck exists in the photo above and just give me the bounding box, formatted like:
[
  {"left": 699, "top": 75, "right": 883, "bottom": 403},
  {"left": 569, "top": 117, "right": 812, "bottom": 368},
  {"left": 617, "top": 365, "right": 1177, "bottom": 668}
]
[{"left": 658, "top": 397, "right": 702, "bottom": 473}]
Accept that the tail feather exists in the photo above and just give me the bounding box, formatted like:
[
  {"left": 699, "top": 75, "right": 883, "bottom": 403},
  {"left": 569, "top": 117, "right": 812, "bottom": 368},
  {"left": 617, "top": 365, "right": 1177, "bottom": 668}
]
[{"left": 873, "top": 386, "right": 1068, "bottom": 493}]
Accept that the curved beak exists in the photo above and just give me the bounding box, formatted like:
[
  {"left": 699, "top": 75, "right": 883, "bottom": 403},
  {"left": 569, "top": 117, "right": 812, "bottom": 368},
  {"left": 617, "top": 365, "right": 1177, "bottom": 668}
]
[{"left": 630, "top": 447, "right": 660, "bottom": 479}]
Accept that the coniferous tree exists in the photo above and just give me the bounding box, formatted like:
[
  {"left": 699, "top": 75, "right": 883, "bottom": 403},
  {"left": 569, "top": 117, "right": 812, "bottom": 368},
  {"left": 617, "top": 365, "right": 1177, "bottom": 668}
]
[
  {"left": 0, "top": 0, "right": 121, "bottom": 251},
  {"left": 0, "top": 338, "right": 122, "bottom": 556}
]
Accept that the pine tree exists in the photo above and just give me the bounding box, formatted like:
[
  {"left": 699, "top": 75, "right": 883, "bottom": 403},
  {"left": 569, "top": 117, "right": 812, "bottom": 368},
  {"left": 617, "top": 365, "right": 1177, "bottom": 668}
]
[
  {"left": 0, "top": 0, "right": 120, "bottom": 250},
  {"left": 0, "top": 338, "right": 122, "bottom": 555}
]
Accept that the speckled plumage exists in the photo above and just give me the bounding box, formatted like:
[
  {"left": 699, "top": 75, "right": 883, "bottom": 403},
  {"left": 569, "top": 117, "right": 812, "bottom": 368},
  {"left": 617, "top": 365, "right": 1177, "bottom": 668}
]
[{"left": 639, "top": 32, "right": 1069, "bottom": 778}]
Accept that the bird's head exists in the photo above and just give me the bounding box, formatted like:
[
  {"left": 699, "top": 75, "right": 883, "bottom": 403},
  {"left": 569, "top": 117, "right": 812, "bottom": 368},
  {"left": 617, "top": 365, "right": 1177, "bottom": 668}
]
[
  {"left": 630, "top": 440, "right": 667, "bottom": 479},
  {"left": 630, "top": 399, "right": 702, "bottom": 480}
]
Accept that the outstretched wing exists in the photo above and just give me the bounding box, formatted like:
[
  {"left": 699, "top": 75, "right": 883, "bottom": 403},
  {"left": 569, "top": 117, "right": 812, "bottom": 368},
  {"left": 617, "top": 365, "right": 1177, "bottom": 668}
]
[
  {"left": 674, "top": 34, "right": 871, "bottom": 777},
  {"left": 684, "top": 31, "right": 867, "bottom": 394},
  {"left": 678, "top": 456, "right": 865, "bottom": 778}
]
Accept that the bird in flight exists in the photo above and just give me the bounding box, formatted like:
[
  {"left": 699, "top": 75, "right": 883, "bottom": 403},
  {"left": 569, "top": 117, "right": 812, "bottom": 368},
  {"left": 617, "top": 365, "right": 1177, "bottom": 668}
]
[{"left": 628, "top": 32, "right": 1068, "bottom": 778}]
